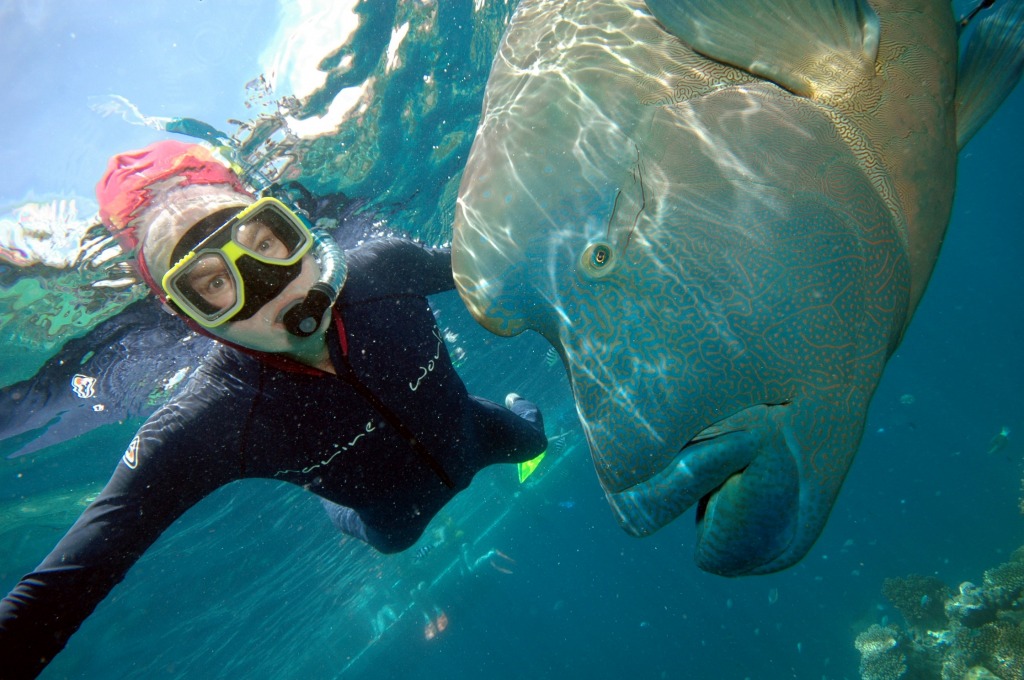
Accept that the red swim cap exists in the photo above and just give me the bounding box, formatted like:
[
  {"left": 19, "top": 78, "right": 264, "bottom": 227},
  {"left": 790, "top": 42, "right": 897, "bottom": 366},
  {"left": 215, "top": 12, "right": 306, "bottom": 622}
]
[{"left": 95, "top": 140, "right": 248, "bottom": 251}]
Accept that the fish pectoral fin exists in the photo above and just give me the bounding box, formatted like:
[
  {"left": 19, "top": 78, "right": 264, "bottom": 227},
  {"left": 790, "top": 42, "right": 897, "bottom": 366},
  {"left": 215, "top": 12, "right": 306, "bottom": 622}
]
[
  {"left": 645, "top": 0, "right": 879, "bottom": 100},
  {"left": 955, "top": 0, "right": 1024, "bottom": 149}
]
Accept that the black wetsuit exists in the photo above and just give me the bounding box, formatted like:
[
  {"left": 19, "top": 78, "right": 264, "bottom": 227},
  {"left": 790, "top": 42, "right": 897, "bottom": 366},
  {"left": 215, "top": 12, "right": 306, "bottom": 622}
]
[{"left": 0, "top": 238, "right": 546, "bottom": 678}]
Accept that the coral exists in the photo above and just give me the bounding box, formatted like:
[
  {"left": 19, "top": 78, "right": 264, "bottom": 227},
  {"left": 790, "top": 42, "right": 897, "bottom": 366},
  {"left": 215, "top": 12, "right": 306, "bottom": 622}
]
[
  {"left": 883, "top": 574, "right": 953, "bottom": 631},
  {"left": 856, "top": 624, "right": 908, "bottom": 680},
  {"left": 946, "top": 581, "right": 999, "bottom": 629},
  {"left": 982, "top": 548, "right": 1024, "bottom": 611},
  {"left": 975, "top": 620, "right": 1024, "bottom": 679},
  {"left": 940, "top": 623, "right": 987, "bottom": 680},
  {"left": 940, "top": 620, "right": 1024, "bottom": 680},
  {"left": 963, "top": 666, "right": 1000, "bottom": 680},
  {"left": 859, "top": 546, "right": 1024, "bottom": 680}
]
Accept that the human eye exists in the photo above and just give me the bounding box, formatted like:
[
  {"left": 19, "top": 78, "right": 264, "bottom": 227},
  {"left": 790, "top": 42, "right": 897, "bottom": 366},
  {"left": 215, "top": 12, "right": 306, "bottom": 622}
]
[
  {"left": 186, "top": 256, "right": 235, "bottom": 307},
  {"left": 205, "top": 274, "right": 229, "bottom": 293},
  {"left": 197, "top": 272, "right": 235, "bottom": 307},
  {"left": 240, "top": 223, "right": 287, "bottom": 258},
  {"left": 256, "top": 232, "right": 285, "bottom": 255}
]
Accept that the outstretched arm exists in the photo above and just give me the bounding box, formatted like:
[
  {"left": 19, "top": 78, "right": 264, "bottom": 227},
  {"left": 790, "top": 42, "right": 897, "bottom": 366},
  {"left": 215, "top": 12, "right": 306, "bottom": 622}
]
[{"left": 0, "top": 372, "right": 238, "bottom": 678}]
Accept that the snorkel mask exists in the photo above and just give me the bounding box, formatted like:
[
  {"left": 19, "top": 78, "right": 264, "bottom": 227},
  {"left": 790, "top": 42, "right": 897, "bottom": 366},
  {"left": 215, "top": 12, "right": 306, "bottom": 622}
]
[
  {"left": 161, "top": 196, "right": 346, "bottom": 337},
  {"left": 97, "top": 140, "right": 347, "bottom": 338}
]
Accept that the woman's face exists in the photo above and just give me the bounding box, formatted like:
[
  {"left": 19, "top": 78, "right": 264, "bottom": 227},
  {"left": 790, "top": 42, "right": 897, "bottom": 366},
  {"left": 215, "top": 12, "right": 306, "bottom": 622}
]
[
  {"left": 209, "top": 254, "right": 327, "bottom": 354},
  {"left": 141, "top": 185, "right": 328, "bottom": 354}
]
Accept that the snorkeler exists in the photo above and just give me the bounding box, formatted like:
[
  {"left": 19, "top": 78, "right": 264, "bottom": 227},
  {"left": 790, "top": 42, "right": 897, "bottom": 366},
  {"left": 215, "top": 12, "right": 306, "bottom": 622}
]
[
  {"left": 462, "top": 545, "right": 518, "bottom": 575},
  {"left": 986, "top": 426, "right": 1011, "bottom": 455},
  {"left": 0, "top": 140, "right": 547, "bottom": 678}
]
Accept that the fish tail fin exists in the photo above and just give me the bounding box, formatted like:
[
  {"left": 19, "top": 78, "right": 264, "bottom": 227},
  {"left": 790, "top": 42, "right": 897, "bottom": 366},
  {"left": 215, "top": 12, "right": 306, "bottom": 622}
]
[{"left": 955, "top": 0, "right": 1024, "bottom": 149}]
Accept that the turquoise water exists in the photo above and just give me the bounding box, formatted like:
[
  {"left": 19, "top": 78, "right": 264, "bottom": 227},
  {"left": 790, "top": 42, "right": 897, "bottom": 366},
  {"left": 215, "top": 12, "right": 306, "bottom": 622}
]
[{"left": 1, "top": 2, "right": 1023, "bottom": 678}]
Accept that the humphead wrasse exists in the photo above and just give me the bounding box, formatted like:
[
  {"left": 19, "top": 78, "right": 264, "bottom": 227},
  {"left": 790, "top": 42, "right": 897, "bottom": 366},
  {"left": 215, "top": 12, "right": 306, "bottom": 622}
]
[{"left": 452, "top": 0, "right": 1024, "bottom": 575}]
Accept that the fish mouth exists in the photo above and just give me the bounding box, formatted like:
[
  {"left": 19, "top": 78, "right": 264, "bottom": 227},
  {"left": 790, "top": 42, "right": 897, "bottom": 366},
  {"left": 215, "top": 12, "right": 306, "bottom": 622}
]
[
  {"left": 687, "top": 424, "right": 754, "bottom": 524},
  {"left": 610, "top": 403, "right": 800, "bottom": 576}
]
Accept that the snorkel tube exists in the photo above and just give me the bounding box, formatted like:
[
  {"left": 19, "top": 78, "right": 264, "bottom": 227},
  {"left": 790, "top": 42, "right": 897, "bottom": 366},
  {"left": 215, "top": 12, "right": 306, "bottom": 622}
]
[{"left": 283, "top": 224, "right": 347, "bottom": 337}]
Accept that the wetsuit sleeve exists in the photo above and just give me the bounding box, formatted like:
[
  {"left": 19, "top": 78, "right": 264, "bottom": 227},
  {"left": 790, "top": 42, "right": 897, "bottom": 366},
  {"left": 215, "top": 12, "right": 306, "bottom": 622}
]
[
  {"left": 349, "top": 238, "right": 454, "bottom": 297},
  {"left": 0, "top": 366, "right": 242, "bottom": 679}
]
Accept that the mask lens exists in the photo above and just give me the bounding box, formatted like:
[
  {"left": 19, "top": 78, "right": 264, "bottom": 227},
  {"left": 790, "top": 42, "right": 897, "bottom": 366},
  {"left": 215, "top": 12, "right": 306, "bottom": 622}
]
[
  {"left": 170, "top": 251, "right": 239, "bottom": 320},
  {"left": 232, "top": 204, "right": 308, "bottom": 261}
]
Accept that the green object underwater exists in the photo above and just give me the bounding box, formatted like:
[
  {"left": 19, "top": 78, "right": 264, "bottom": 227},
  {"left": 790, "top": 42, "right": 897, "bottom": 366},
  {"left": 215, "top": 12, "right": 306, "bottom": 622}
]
[{"left": 517, "top": 451, "right": 546, "bottom": 483}]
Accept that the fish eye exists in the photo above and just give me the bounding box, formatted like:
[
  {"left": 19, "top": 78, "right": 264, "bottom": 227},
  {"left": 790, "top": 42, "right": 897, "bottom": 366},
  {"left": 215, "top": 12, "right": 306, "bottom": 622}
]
[{"left": 580, "top": 242, "right": 616, "bottom": 279}]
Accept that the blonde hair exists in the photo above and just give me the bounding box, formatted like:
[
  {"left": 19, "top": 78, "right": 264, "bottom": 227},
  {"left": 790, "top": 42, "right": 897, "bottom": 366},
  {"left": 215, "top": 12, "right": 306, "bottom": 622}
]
[{"left": 135, "top": 183, "right": 254, "bottom": 278}]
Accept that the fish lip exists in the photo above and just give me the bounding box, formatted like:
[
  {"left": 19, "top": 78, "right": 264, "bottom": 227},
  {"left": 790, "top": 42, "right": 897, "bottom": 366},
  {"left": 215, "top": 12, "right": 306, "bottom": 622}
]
[
  {"left": 609, "top": 403, "right": 798, "bottom": 571},
  {"left": 608, "top": 409, "right": 762, "bottom": 537},
  {"left": 691, "top": 405, "right": 800, "bottom": 576},
  {"left": 678, "top": 424, "right": 754, "bottom": 508},
  {"left": 614, "top": 409, "right": 761, "bottom": 495},
  {"left": 680, "top": 425, "right": 751, "bottom": 519}
]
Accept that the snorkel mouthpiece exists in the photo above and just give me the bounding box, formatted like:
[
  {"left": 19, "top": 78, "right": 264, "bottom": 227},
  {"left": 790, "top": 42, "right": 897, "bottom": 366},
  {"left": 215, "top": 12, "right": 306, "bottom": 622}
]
[
  {"left": 284, "top": 225, "right": 347, "bottom": 337},
  {"left": 284, "top": 284, "right": 334, "bottom": 336}
]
